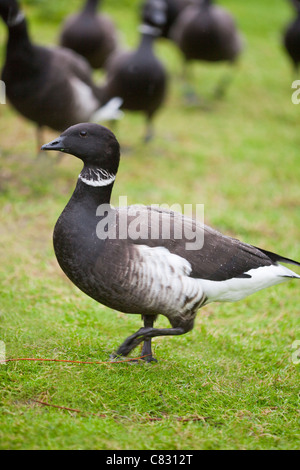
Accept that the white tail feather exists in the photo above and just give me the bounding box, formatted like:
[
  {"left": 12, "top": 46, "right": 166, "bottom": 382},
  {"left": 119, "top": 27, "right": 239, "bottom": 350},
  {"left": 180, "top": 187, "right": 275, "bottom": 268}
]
[
  {"left": 91, "top": 97, "right": 124, "bottom": 122},
  {"left": 200, "top": 263, "right": 300, "bottom": 304}
]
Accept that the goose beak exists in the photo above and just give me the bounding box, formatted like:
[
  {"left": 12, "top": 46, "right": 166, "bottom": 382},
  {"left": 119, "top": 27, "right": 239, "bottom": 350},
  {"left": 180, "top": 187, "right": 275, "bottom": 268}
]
[{"left": 41, "top": 136, "right": 67, "bottom": 152}]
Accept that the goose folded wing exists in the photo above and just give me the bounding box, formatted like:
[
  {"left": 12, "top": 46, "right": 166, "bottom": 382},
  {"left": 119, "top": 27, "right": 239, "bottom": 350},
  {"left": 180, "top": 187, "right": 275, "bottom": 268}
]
[
  {"left": 115, "top": 205, "right": 275, "bottom": 282},
  {"left": 50, "top": 47, "right": 102, "bottom": 100}
]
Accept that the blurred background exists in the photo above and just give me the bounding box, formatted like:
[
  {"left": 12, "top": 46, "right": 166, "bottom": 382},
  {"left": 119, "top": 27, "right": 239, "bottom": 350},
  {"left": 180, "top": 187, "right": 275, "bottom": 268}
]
[
  {"left": 0, "top": 0, "right": 299, "bottom": 450},
  {"left": 1, "top": 0, "right": 299, "bottom": 244}
]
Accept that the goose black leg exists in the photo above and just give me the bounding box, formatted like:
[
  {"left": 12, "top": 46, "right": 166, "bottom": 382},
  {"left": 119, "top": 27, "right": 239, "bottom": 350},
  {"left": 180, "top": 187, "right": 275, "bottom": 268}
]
[
  {"left": 181, "top": 62, "right": 198, "bottom": 106},
  {"left": 144, "top": 117, "right": 154, "bottom": 143},
  {"left": 213, "top": 72, "right": 233, "bottom": 100},
  {"left": 181, "top": 61, "right": 211, "bottom": 110},
  {"left": 141, "top": 315, "right": 158, "bottom": 363},
  {"left": 111, "top": 317, "right": 194, "bottom": 360}
]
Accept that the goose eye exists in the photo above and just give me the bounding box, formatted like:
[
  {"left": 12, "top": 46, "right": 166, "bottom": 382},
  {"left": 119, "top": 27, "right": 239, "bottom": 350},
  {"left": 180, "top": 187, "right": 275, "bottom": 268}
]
[{"left": 80, "top": 131, "right": 87, "bottom": 137}]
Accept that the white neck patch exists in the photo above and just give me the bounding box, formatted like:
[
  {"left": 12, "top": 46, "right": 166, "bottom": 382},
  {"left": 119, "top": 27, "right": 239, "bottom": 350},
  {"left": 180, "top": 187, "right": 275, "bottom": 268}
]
[
  {"left": 7, "top": 11, "right": 25, "bottom": 28},
  {"left": 138, "top": 24, "right": 162, "bottom": 37},
  {"left": 79, "top": 168, "right": 116, "bottom": 187}
]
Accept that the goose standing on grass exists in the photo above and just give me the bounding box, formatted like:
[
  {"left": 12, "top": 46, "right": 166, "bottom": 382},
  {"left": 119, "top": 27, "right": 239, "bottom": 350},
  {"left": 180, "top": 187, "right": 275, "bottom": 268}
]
[
  {"left": 0, "top": 0, "right": 122, "bottom": 150},
  {"left": 59, "top": 0, "right": 118, "bottom": 70},
  {"left": 283, "top": 0, "right": 300, "bottom": 73},
  {"left": 141, "top": 0, "right": 187, "bottom": 39},
  {"left": 42, "top": 123, "right": 300, "bottom": 363},
  {"left": 98, "top": 0, "right": 168, "bottom": 142},
  {"left": 170, "top": 0, "right": 243, "bottom": 99}
]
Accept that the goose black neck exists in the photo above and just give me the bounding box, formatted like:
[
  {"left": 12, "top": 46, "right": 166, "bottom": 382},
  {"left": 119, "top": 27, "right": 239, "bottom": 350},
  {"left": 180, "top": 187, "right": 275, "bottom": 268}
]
[
  {"left": 138, "top": 31, "right": 156, "bottom": 52},
  {"left": 6, "top": 17, "right": 33, "bottom": 61},
  {"left": 83, "top": 0, "right": 99, "bottom": 14},
  {"left": 72, "top": 175, "right": 115, "bottom": 208},
  {"left": 7, "top": 15, "right": 31, "bottom": 48}
]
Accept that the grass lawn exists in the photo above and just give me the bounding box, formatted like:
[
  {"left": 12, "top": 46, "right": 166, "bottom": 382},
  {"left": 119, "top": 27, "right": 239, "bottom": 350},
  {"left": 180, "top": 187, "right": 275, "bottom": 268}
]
[{"left": 0, "top": 0, "right": 299, "bottom": 450}]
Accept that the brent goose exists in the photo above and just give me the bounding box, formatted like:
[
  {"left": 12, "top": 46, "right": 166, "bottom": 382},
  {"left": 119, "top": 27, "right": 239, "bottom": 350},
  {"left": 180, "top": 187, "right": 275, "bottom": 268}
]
[
  {"left": 42, "top": 123, "right": 300, "bottom": 362},
  {"left": 283, "top": 0, "right": 300, "bottom": 72},
  {"left": 98, "top": 0, "right": 168, "bottom": 142},
  {"left": 141, "top": 0, "right": 187, "bottom": 39},
  {"left": 59, "top": 0, "right": 118, "bottom": 69},
  {"left": 0, "top": 0, "right": 122, "bottom": 148},
  {"left": 169, "top": 0, "right": 243, "bottom": 98}
]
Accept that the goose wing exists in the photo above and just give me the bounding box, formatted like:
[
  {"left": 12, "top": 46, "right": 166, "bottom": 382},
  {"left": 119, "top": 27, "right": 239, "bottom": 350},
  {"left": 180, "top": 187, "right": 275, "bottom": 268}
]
[{"left": 114, "top": 205, "right": 277, "bottom": 282}]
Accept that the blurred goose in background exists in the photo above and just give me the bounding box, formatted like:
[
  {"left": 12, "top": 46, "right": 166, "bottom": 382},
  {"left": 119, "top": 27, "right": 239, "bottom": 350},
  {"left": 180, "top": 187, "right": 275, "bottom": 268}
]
[
  {"left": 141, "top": 0, "right": 187, "bottom": 39},
  {"left": 0, "top": 0, "right": 122, "bottom": 150},
  {"left": 283, "top": 0, "right": 300, "bottom": 72},
  {"left": 98, "top": 0, "right": 168, "bottom": 142},
  {"left": 42, "top": 123, "right": 300, "bottom": 362},
  {"left": 59, "top": 0, "right": 118, "bottom": 70},
  {"left": 170, "top": 0, "right": 243, "bottom": 100}
]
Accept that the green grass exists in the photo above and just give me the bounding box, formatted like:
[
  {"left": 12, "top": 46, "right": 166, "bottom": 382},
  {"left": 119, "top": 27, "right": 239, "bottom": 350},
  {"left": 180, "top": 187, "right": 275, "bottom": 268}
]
[{"left": 0, "top": 0, "right": 300, "bottom": 450}]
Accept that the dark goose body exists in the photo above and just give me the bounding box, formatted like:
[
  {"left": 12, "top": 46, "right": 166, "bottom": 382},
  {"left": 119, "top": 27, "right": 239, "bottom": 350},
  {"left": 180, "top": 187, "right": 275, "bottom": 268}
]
[
  {"left": 283, "top": 0, "right": 300, "bottom": 71},
  {"left": 60, "top": 0, "right": 118, "bottom": 69},
  {"left": 100, "top": 32, "right": 167, "bottom": 118},
  {"left": 42, "top": 124, "right": 300, "bottom": 361},
  {"left": 0, "top": 0, "right": 119, "bottom": 144},
  {"left": 98, "top": 1, "right": 168, "bottom": 141},
  {"left": 2, "top": 22, "right": 100, "bottom": 131},
  {"left": 54, "top": 196, "right": 297, "bottom": 317},
  {"left": 170, "top": 0, "right": 243, "bottom": 63}
]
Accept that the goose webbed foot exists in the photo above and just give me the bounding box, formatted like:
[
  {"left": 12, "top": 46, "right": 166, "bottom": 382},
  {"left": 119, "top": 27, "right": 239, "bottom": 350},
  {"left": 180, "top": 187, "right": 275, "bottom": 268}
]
[
  {"left": 112, "top": 325, "right": 187, "bottom": 360},
  {"left": 183, "top": 87, "right": 200, "bottom": 105},
  {"left": 182, "top": 86, "right": 212, "bottom": 111},
  {"left": 110, "top": 314, "right": 194, "bottom": 362}
]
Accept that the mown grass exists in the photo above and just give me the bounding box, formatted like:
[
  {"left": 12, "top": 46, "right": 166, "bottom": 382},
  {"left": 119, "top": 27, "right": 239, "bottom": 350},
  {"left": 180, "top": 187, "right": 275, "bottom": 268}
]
[{"left": 0, "top": 0, "right": 299, "bottom": 450}]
